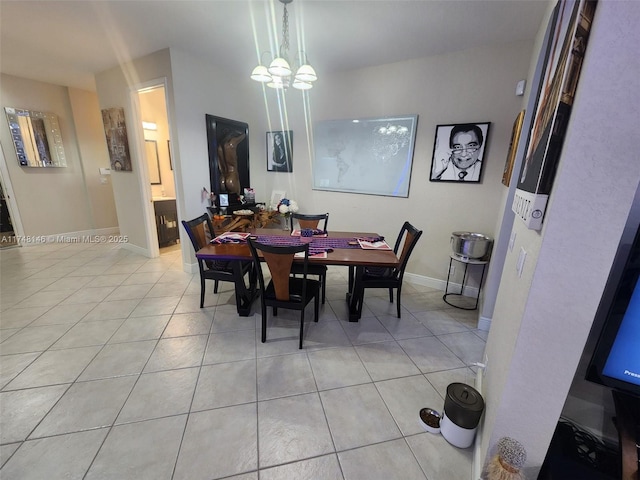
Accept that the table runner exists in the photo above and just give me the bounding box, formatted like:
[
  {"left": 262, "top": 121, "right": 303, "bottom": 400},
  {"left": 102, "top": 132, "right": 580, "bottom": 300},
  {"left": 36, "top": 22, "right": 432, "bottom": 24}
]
[{"left": 255, "top": 235, "right": 363, "bottom": 255}]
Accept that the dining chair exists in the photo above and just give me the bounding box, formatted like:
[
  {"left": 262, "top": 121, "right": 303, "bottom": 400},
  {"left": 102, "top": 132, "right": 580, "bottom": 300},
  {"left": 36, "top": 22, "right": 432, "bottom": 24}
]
[
  {"left": 289, "top": 212, "right": 329, "bottom": 304},
  {"left": 181, "top": 213, "right": 255, "bottom": 309},
  {"left": 356, "top": 221, "right": 423, "bottom": 318},
  {"left": 248, "top": 238, "right": 321, "bottom": 349}
]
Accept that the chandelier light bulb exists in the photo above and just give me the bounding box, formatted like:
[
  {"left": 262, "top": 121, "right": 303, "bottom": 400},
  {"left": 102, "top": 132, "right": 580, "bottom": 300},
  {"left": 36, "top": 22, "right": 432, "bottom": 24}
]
[
  {"left": 295, "top": 64, "right": 317, "bottom": 82},
  {"left": 269, "top": 57, "right": 292, "bottom": 77},
  {"left": 292, "top": 79, "right": 312, "bottom": 90},
  {"left": 251, "top": 65, "right": 272, "bottom": 82}
]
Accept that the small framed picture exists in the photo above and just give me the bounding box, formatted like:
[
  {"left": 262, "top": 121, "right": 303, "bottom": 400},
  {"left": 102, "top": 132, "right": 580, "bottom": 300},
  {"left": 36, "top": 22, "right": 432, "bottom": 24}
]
[
  {"left": 270, "top": 190, "right": 286, "bottom": 210},
  {"left": 430, "top": 122, "right": 491, "bottom": 183},
  {"left": 266, "top": 130, "right": 293, "bottom": 172}
]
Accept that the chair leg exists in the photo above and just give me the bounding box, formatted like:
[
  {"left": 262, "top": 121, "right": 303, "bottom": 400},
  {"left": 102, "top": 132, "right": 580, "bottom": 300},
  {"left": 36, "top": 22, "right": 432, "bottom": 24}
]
[
  {"left": 261, "top": 302, "right": 267, "bottom": 343},
  {"left": 273, "top": 307, "right": 278, "bottom": 316},
  {"left": 199, "top": 275, "right": 205, "bottom": 308},
  {"left": 314, "top": 293, "right": 319, "bottom": 322},
  {"left": 389, "top": 288, "right": 394, "bottom": 303},
  {"left": 299, "top": 308, "right": 305, "bottom": 349},
  {"left": 396, "top": 285, "right": 402, "bottom": 318},
  {"left": 214, "top": 280, "right": 219, "bottom": 294},
  {"left": 321, "top": 273, "right": 326, "bottom": 304}
]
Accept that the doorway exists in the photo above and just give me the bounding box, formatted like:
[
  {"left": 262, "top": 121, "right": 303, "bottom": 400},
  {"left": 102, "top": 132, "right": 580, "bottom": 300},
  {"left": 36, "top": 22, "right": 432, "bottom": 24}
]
[
  {"left": 0, "top": 178, "right": 17, "bottom": 248},
  {"left": 136, "top": 85, "right": 179, "bottom": 254}
]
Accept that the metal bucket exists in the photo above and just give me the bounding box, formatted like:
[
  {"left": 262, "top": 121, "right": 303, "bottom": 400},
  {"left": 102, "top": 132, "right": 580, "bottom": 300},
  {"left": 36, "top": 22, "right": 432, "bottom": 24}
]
[{"left": 451, "top": 232, "right": 493, "bottom": 259}]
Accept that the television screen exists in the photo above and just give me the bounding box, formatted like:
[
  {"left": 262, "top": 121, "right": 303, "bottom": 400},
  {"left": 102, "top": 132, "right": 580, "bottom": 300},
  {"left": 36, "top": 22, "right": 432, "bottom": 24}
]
[{"left": 586, "top": 197, "right": 640, "bottom": 397}]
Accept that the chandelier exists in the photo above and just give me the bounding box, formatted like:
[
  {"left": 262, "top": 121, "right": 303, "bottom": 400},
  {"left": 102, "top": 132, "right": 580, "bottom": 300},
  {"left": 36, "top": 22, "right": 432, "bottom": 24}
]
[{"left": 251, "top": 0, "right": 317, "bottom": 90}]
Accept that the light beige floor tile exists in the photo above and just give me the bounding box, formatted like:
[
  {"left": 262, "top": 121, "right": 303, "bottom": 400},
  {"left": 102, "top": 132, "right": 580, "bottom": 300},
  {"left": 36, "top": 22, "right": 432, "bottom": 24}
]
[
  {"left": 341, "top": 316, "right": 394, "bottom": 345},
  {"left": 407, "top": 432, "right": 473, "bottom": 479},
  {"left": 0, "top": 352, "right": 39, "bottom": 389},
  {"left": 1, "top": 428, "right": 108, "bottom": 480},
  {"left": 0, "top": 306, "right": 51, "bottom": 329},
  {"left": 257, "top": 352, "right": 316, "bottom": 400},
  {"left": 50, "top": 319, "right": 123, "bottom": 349},
  {"left": 437, "top": 330, "right": 487, "bottom": 365},
  {"left": 203, "top": 329, "right": 256, "bottom": 364},
  {"left": 143, "top": 335, "right": 207, "bottom": 372},
  {"left": 109, "top": 314, "right": 170, "bottom": 343},
  {"left": 308, "top": 347, "right": 371, "bottom": 390},
  {"left": 29, "top": 302, "right": 96, "bottom": 326},
  {"left": 260, "top": 454, "right": 343, "bottom": 480},
  {"left": 0, "top": 385, "right": 68, "bottom": 443},
  {"left": 86, "top": 415, "right": 186, "bottom": 480},
  {"left": 4, "top": 346, "right": 101, "bottom": 390},
  {"left": 397, "top": 336, "right": 466, "bottom": 373},
  {"left": 376, "top": 313, "right": 433, "bottom": 340},
  {"left": 375, "top": 375, "right": 444, "bottom": 436},
  {"left": 130, "top": 295, "right": 181, "bottom": 317},
  {"left": 31, "top": 376, "right": 137, "bottom": 438},
  {"left": 0, "top": 324, "right": 72, "bottom": 354},
  {"left": 81, "top": 299, "right": 140, "bottom": 321},
  {"left": 78, "top": 340, "right": 156, "bottom": 380},
  {"left": 258, "top": 393, "right": 334, "bottom": 468},
  {"left": 192, "top": 360, "right": 256, "bottom": 411},
  {"left": 355, "top": 341, "right": 421, "bottom": 381},
  {"left": 116, "top": 367, "right": 199, "bottom": 423},
  {"left": 338, "top": 438, "right": 427, "bottom": 480},
  {"left": 320, "top": 383, "right": 401, "bottom": 451},
  {"left": 163, "top": 311, "right": 213, "bottom": 337},
  {"left": 174, "top": 404, "right": 257, "bottom": 480}
]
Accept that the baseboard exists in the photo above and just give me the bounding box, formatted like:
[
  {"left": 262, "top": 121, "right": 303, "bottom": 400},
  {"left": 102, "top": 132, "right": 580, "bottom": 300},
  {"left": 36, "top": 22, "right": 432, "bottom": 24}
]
[
  {"left": 478, "top": 316, "right": 492, "bottom": 331},
  {"left": 120, "top": 242, "right": 152, "bottom": 258},
  {"left": 404, "top": 272, "right": 479, "bottom": 297},
  {"left": 184, "top": 261, "right": 198, "bottom": 275}
]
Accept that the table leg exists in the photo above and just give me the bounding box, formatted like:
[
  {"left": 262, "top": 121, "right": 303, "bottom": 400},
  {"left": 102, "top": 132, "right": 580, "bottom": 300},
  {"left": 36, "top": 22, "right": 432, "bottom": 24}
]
[
  {"left": 347, "top": 266, "right": 364, "bottom": 322},
  {"left": 232, "top": 261, "right": 258, "bottom": 317}
]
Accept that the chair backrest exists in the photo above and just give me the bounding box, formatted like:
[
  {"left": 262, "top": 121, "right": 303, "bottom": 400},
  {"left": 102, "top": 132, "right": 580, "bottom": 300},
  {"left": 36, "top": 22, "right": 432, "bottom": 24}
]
[
  {"left": 290, "top": 212, "right": 329, "bottom": 232},
  {"left": 181, "top": 213, "right": 214, "bottom": 252},
  {"left": 393, "top": 221, "right": 423, "bottom": 278},
  {"left": 248, "top": 238, "right": 309, "bottom": 301}
]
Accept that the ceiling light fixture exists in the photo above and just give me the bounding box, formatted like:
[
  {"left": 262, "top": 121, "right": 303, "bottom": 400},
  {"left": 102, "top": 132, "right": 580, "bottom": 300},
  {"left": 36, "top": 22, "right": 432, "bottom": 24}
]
[{"left": 251, "top": 0, "right": 317, "bottom": 90}]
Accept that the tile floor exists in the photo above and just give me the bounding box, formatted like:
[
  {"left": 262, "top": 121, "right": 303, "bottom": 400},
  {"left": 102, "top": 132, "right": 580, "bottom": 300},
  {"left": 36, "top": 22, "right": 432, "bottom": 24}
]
[{"left": 0, "top": 241, "right": 487, "bottom": 479}]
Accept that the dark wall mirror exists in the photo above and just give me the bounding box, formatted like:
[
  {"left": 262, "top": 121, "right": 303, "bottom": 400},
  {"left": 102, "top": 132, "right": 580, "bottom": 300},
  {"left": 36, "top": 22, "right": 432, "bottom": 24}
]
[
  {"left": 205, "top": 114, "right": 250, "bottom": 206},
  {"left": 4, "top": 107, "right": 67, "bottom": 167}
]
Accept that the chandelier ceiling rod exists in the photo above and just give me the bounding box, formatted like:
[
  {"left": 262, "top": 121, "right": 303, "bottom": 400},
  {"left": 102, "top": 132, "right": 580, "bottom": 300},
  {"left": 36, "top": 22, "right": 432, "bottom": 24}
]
[{"left": 251, "top": 0, "right": 317, "bottom": 90}]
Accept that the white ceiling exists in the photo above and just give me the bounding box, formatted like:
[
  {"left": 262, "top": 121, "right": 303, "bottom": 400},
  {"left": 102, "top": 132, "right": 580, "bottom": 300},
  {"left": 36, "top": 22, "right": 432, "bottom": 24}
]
[{"left": 0, "top": 0, "right": 549, "bottom": 92}]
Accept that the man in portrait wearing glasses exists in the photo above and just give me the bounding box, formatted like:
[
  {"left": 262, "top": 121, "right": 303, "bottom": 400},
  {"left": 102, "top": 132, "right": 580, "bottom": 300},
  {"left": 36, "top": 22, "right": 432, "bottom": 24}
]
[{"left": 433, "top": 124, "right": 485, "bottom": 181}]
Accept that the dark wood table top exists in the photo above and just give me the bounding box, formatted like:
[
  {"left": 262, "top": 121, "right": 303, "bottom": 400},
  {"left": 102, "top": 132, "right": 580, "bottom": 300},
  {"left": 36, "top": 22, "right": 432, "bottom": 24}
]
[{"left": 196, "top": 229, "right": 399, "bottom": 268}]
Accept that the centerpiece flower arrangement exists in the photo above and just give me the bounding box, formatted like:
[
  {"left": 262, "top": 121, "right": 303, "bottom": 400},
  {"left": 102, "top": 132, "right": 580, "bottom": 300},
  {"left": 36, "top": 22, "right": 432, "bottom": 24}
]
[{"left": 275, "top": 198, "right": 299, "bottom": 229}]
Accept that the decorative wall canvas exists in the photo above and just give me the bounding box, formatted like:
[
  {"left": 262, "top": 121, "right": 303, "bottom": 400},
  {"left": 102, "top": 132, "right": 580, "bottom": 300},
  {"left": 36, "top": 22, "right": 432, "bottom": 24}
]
[
  {"left": 267, "top": 130, "right": 293, "bottom": 172},
  {"left": 312, "top": 115, "right": 418, "bottom": 197},
  {"left": 101, "top": 107, "right": 132, "bottom": 171},
  {"left": 205, "top": 114, "right": 250, "bottom": 206},
  {"left": 430, "top": 123, "right": 491, "bottom": 183},
  {"left": 513, "top": 0, "right": 597, "bottom": 229},
  {"left": 502, "top": 110, "right": 526, "bottom": 186}
]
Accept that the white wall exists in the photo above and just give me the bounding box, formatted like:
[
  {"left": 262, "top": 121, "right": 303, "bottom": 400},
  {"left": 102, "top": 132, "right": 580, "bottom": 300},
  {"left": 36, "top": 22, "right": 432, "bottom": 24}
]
[
  {"left": 480, "top": 1, "right": 640, "bottom": 476},
  {"left": 254, "top": 41, "right": 534, "bottom": 285},
  {"left": 0, "top": 74, "right": 117, "bottom": 237}
]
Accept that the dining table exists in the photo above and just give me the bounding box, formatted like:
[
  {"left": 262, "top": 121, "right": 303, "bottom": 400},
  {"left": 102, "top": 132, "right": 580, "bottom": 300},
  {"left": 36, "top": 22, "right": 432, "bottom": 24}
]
[{"left": 195, "top": 228, "right": 399, "bottom": 321}]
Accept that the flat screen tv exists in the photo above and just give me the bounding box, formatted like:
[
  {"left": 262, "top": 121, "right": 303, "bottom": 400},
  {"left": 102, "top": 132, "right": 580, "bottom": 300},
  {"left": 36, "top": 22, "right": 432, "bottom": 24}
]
[{"left": 586, "top": 192, "right": 640, "bottom": 398}]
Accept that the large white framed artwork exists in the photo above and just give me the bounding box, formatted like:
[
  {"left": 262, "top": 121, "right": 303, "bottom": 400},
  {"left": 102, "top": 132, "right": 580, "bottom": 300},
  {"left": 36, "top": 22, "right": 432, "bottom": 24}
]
[{"left": 312, "top": 115, "right": 418, "bottom": 197}]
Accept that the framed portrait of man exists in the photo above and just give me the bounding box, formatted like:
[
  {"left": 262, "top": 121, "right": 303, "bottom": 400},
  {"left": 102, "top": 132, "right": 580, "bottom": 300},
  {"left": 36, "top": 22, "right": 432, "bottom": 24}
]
[
  {"left": 429, "top": 122, "right": 491, "bottom": 183},
  {"left": 266, "top": 130, "right": 293, "bottom": 172}
]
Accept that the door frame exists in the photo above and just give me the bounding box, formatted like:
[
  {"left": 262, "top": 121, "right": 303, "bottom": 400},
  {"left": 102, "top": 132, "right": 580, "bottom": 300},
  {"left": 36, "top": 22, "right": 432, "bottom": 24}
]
[
  {"left": 0, "top": 143, "right": 24, "bottom": 242},
  {"left": 129, "top": 78, "right": 172, "bottom": 258}
]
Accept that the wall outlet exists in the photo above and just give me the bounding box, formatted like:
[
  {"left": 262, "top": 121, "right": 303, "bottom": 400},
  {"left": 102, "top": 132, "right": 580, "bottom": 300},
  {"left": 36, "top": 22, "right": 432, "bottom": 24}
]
[
  {"left": 517, "top": 247, "right": 527, "bottom": 277},
  {"left": 483, "top": 353, "right": 489, "bottom": 375},
  {"left": 508, "top": 231, "right": 516, "bottom": 251}
]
